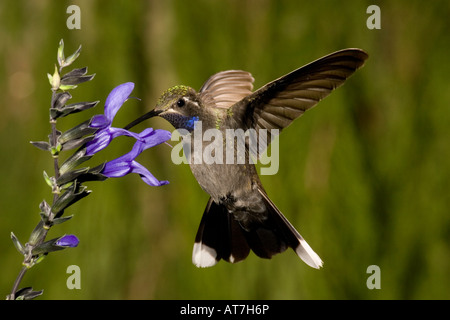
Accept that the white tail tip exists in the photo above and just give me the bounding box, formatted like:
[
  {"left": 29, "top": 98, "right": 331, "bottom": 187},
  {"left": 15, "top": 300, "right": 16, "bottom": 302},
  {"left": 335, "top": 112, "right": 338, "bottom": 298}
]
[
  {"left": 295, "top": 238, "right": 324, "bottom": 269},
  {"left": 192, "top": 242, "right": 218, "bottom": 268}
]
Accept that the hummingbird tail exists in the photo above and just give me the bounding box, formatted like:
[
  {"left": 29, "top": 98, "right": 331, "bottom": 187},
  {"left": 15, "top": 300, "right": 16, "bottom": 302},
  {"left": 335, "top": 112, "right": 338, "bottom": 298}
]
[
  {"left": 256, "top": 188, "right": 323, "bottom": 269},
  {"left": 192, "top": 192, "right": 323, "bottom": 269},
  {"left": 192, "top": 197, "right": 250, "bottom": 268}
]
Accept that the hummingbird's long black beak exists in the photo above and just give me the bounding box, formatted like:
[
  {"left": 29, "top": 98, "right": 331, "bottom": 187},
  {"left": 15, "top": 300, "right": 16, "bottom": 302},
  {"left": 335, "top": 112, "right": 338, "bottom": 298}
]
[{"left": 123, "top": 109, "right": 162, "bottom": 130}]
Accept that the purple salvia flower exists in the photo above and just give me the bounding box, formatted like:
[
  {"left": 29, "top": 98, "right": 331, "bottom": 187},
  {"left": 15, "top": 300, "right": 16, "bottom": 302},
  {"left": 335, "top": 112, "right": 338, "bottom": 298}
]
[
  {"left": 102, "top": 128, "right": 171, "bottom": 186},
  {"left": 55, "top": 234, "right": 79, "bottom": 248},
  {"left": 85, "top": 82, "right": 171, "bottom": 186},
  {"left": 86, "top": 82, "right": 141, "bottom": 156}
]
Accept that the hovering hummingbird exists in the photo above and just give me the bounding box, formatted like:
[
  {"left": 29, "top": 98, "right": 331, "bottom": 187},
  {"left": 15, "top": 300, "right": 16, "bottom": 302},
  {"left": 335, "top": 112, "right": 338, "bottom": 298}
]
[{"left": 125, "top": 49, "right": 368, "bottom": 269}]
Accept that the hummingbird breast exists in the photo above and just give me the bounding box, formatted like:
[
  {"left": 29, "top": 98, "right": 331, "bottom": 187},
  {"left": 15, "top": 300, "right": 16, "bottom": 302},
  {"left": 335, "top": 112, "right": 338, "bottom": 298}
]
[
  {"left": 185, "top": 132, "right": 265, "bottom": 209},
  {"left": 190, "top": 161, "right": 257, "bottom": 203},
  {"left": 180, "top": 109, "right": 269, "bottom": 220}
]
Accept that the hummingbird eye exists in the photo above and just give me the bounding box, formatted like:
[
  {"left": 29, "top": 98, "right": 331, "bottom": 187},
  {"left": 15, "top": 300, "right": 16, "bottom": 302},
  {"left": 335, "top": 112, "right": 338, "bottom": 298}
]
[{"left": 176, "top": 98, "right": 185, "bottom": 107}]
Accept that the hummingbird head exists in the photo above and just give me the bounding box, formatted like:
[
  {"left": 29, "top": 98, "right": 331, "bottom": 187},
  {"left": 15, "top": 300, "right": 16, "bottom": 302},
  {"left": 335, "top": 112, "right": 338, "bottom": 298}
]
[
  {"left": 154, "top": 85, "right": 202, "bottom": 131},
  {"left": 124, "top": 85, "right": 202, "bottom": 132}
]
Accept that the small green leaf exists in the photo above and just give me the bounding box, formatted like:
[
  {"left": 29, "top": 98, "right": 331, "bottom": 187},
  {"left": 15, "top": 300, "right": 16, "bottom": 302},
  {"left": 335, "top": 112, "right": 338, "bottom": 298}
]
[
  {"left": 51, "top": 91, "right": 72, "bottom": 110},
  {"left": 59, "top": 84, "right": 78, "bottom": 91},
  {"left": 59, "top": 148, "right": 91, "bottom": 175},
  {"left": 51, "top": 101, "right": 99, "bottom": 119},
  {"left": 28, "top": 221, "right": 46, "bottom": 246},
  {"left": 52, "top": 215, "right": 73, "bottom": 225},
  {"left": 32, "top": 254, "right": 47, "bottom": 266},
  {"left": 11, "top": 232, "right": 26, "bottom": 255},
  {"left": 62, "top": 67, "right": 87, "bottom": 78},
  {"left": 62, "top": 45, "right": 82, "bottom": 68},
  {"left": 61, "top": 136, "right": 95, "bottom": 151},
  {"left": 50, "top": 143, "right": 62, "bottom": 156},
  {"left": 30, "top": 141, "right": 50, "bottom": 151},
  {"left": 61, "top": 74, "right": 95, "bottom": 86},
  {"left": 57, "top": 39, "right": 65, "bottom": 67},
  {"left": 60, "top": 67, "right": 95, "bottom": 86},
  {"left": 43, "top": 171, "right": 53, "bottom": 188},
  {"left": 51, "top": 182, "right": 91, "bottom": 216},
  {"left": 57, "top": 167, "right": 89, "bottom": 186},
  {"left": 58, "top": 120, "right": 97, "bottom": 144},
  {"left": 14, "top": 287, "right": 44, "bottom": 300}
]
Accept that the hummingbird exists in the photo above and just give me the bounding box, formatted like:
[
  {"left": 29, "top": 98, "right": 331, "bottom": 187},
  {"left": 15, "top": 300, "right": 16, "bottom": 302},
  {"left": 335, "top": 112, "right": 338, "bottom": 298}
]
[{"left": 125, "top": 48, "right": 368, "bottom": 269}]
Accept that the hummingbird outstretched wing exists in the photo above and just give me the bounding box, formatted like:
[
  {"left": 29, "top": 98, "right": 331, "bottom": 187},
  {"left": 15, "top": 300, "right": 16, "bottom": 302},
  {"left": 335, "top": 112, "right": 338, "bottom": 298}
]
[
  {"left": 199, "top": 70, "right": 255, "bottom": 110},
  {"left": 231, "top": 48, "right": 368, "bottom": 133}
]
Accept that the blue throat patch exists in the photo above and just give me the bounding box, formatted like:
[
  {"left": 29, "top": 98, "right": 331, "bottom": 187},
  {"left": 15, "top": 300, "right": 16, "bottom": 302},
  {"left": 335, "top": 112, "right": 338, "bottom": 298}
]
[{"left": 184, "top": 116, "right": 199, "bottom": 131}]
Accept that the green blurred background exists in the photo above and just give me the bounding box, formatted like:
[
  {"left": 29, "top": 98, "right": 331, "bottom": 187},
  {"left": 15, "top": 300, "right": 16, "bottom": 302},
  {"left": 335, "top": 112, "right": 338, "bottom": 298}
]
[{"left": 1, "top": 0, "right": 449, "bottom": 300}]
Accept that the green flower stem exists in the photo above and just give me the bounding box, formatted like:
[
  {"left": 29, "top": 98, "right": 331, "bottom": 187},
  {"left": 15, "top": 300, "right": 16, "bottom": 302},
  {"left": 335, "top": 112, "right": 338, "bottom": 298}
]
[
  {"left": 7, "top": 91, "right": 63, "bottom": 300},
  {"left": 51, "top": 120, "right": 60, "bottom": 181},
  {"left": 8, "top": 40, "right": 96, "bottom": 300},
  {"left": 6, "top": 267, "right": 27, "bottom": 300}
]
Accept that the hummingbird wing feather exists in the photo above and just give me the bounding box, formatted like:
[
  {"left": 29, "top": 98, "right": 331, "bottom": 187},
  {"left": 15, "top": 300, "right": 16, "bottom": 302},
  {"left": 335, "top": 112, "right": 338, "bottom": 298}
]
[
  {"left": 232, "top": 49, "right": 368, "bottom": 133},
  {"left": 199, "top": 70, "right": 255, "bottom": 109}
]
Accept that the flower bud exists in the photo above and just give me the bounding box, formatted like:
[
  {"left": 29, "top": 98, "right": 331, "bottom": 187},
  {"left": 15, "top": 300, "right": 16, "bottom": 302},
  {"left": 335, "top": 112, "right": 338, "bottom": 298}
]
[
  {"left": 50, "top": 65, "right": 60, "bottom": 91},
  {"left": 31, "top": 234, "right": 79, "bottom": 256}
]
